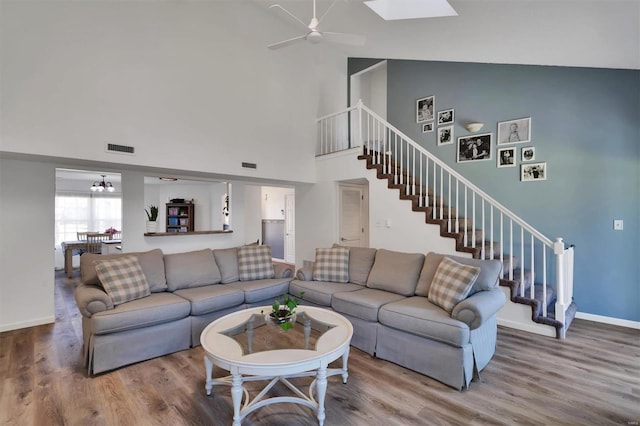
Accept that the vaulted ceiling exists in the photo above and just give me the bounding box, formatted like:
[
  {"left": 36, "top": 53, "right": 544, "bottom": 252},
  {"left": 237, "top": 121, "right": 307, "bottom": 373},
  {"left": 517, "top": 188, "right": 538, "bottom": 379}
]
[{"left": 248, "top": 0, "right": 639, "bottom": 69}]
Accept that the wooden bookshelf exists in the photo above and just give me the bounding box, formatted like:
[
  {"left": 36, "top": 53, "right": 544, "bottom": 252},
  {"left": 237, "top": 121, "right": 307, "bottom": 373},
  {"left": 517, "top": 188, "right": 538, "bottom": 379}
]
[{"left": 166, "top": 202, "right": 194, "bottom": 233}]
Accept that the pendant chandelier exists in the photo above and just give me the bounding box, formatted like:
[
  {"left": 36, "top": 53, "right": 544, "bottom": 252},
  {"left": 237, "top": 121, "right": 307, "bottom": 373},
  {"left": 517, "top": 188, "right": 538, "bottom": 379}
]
[{"left": 90, "top": 175, "right": 115, "bottom": 192}]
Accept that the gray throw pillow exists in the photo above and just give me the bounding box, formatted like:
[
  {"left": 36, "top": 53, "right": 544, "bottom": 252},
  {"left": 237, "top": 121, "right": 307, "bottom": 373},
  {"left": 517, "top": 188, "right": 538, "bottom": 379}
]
[
  {"left": 366, "top": 249, "right": 425, "bottom": 296},
  {"left": 164, "top": 249, "right": 221, "bottom": 291},
  {"left": 213, "top": 247, "right": 240, "bottom": 283}
]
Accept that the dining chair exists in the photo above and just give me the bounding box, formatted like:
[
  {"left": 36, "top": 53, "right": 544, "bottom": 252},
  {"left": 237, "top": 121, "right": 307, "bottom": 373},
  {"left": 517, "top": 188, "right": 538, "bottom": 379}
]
[
  {"left": 77, "top": 232, "right": 89, "bottom": 241},
  {"left": 86, "top": 233, "right": 111, "bottom": 254}
]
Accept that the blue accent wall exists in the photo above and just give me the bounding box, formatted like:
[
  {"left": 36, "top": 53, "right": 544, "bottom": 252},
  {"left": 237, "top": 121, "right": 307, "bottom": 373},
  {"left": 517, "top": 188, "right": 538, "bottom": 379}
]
[{"left": 350, "top": 58, "right": 640, "bottom": 322}]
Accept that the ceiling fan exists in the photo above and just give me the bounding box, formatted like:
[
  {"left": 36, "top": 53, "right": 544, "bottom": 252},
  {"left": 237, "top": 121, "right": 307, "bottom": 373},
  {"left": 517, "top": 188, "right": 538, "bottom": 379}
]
[{"left": 268, "top": 0, "right": 366, "bottom": 50}]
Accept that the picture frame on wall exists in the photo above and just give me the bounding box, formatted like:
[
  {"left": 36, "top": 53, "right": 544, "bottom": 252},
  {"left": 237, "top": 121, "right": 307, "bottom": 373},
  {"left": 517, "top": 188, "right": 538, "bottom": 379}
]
[
  {"left": 521, "top": 162, "right": 547, "bottom": 181},
  {"left": 457, "top": 133, "right": 492, "bottom": 163},
  {"left": 437, "top": 109, "right": 454, "bottom": 125},
  {"left": 497, "top": 147, "right": 516, "bottom": 168},
  {"left": 498, "top": 117, "right": 531, "bottom": 145},
  {"left": 416, "top": 96, "right": 434, "bottom": 123},
  {"left": 437, "top": 125, "right": 454, "bottom": 145},
  {"left": 422, "top": 123, "right": 434, "bottom": 133},
  {"left": 521, "top": 146, "right": 535, "bottom": 161}
]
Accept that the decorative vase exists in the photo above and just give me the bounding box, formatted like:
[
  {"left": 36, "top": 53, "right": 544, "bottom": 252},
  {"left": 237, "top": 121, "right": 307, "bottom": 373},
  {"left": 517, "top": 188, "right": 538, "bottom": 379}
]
[{"left": 146, "top": 221, "right": 158, "bottom": 233}]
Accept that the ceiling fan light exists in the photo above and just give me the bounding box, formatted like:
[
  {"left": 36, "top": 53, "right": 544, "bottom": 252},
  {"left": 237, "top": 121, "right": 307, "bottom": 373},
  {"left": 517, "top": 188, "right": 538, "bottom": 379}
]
[{"left": 307, "top": 31, "right": 322, "bottom": 44}]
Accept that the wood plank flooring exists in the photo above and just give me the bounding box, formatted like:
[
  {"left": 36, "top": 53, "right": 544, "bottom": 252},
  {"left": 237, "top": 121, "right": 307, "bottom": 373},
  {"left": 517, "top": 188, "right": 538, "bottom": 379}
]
[{"left": 1, "top": 271, "right": 638, "bottom": 425}]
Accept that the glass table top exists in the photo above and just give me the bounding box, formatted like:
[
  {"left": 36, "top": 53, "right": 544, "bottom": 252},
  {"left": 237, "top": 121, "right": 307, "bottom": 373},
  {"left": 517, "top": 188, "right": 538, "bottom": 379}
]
[{"left": 220, "top": 310, "right": 336, "bottom": 356}]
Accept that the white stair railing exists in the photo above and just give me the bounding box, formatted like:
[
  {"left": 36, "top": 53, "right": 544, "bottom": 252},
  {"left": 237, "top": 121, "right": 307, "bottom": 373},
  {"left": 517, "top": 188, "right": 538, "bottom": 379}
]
[{"left": 317, "top": 100, "right": 574, "bottom": 335}]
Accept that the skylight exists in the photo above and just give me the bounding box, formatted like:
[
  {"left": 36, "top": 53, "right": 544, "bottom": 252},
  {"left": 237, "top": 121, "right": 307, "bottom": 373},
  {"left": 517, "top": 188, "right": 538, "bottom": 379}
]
[{"left": 364, "top": 0, "right": 458, "bottom": 20}]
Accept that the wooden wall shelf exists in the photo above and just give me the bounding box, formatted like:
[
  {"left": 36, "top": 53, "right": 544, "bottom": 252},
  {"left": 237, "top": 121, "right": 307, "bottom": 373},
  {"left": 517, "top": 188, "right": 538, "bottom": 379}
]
[{"left": 144, "top": 230, "right": 233, "bottom": 237}]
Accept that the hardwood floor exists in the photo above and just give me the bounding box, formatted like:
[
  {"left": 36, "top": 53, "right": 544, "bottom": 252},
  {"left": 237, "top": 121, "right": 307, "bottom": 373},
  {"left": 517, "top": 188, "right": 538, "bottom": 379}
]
[{"left": 1, "top": 271, "right": 638, "bottom": 425}]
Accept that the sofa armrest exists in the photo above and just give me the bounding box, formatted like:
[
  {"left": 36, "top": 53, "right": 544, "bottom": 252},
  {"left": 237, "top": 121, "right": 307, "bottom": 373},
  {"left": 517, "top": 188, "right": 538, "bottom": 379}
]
[
  {"left": 451, "top": 288, "right": 506, "bottom": 330},
  {"left": 74, "top": 284, "right": 114, "bottom": 318},
  {"left": 295, "top": 265, "right": 314, "bottom": 281},
  {"left": 273, "top": 263, "right": 293, "bottom": 279}
]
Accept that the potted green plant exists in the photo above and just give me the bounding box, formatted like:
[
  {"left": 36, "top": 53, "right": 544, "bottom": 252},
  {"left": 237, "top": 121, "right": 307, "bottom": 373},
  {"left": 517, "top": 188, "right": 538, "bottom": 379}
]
[
  {"left": 265, "top": 293, "right": 304, "bottom": 330},
  {"left": 145, "top": 205, "right": 159, "bottom": 233}
]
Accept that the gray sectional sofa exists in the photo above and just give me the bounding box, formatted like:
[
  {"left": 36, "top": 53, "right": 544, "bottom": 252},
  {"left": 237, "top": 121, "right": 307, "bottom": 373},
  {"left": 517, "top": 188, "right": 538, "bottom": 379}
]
[
  {"left": 75, "top": 246, "right": 293, "bottom": 375},
  {"left": 75, "top": 244, "right": 505, "bottom": 391},
  {"left": 289, "top": 247, "right": 506, "bottom": 390}
]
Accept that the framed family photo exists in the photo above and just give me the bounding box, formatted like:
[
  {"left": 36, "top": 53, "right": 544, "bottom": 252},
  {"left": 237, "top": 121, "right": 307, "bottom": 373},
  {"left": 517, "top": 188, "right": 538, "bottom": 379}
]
[
  {"left": 521, "top": 162, "right": 547, "bottom": 181},
  {"left": 416, "top": 96, "right": 434, "bottom": 123},
  {"left": 437, "top": 125, "right": 454, "bottom": 145},
  {"left": 498, "top": 117, "right": 531, "bottom": 145},
  {"left": 422, "top": 123, "right": 434, "bottom": 133},
  {"left": 457, "top": 133, "right": 492, "bottom": 163},
  {"left": 497, "top": 147, "right": 516, "bottom": 168},
  {"left": 437, "top": 109, "right": 454, "bottom": 125},
  {"left": 521, "top": 146, "right": 535, "bottom": 161}
]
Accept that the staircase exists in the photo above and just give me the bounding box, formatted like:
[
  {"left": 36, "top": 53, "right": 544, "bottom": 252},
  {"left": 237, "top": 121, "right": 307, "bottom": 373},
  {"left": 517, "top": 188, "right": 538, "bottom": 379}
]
[{"left": 317, "top": 101, "right": 577, "bottom": 339}]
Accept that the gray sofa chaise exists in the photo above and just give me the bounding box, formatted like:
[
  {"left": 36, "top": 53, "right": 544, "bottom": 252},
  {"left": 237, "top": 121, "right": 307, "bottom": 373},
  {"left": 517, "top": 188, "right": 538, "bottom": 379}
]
[
  {"left": 289, "top": 247, "right": 506, "bottom": 390},
  {"left": 75, "top": 245, "right": 292, "bottom": 375}
]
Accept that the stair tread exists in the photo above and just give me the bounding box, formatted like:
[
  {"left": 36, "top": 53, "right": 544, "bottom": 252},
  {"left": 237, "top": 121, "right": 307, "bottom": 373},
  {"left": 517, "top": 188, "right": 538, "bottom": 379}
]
[{"left": 358, "top": 152, "right": 577, "bottom": 337}]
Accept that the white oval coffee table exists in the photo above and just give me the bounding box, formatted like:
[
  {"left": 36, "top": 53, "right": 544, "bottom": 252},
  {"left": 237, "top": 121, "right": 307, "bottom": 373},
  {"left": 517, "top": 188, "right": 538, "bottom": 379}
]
[{"left": 200, "top": 306, "right": 353, "bottom": 426}]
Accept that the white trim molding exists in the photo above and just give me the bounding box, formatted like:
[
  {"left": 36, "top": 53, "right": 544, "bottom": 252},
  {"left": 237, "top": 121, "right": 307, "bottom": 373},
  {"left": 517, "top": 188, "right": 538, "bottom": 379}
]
[
  {"left": 0, "top": 316, "right": 55, "bottom": 333},
  {"left": 576, "top": 312, "right": 640, "bottom": 330}
]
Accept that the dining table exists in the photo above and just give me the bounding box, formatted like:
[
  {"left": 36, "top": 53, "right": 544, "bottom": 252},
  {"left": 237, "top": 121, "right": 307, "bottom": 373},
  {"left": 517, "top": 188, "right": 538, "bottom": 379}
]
[{"left": 61, "top": 233, "right": 121, "bottom": 278}]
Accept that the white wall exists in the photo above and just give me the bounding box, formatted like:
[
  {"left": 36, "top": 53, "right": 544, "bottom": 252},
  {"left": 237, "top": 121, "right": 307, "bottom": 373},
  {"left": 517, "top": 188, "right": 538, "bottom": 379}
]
[
  {"left": 0, "top": 1, "right": 348, "bottom": 183},
  {"left": 261, "top": 186, "right": 294, "bottom": 220},
  {"left": 243, "top": 185, "right": 263, "bottom": 245},
  {"left": 296, "top": 149, "right": 464, "bottom": 268},
  {"left": 0, "top": 158, "right": 55, "bottom": 332}
]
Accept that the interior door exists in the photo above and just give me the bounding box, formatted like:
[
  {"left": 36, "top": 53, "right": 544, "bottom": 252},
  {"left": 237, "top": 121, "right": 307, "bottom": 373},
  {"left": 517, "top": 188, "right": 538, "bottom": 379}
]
[
  {"left": 339, "top": 184, "right": 367, "bottom": 247},
  {"left": 284, "top": 194, "right": 295, "bottom": 264}
]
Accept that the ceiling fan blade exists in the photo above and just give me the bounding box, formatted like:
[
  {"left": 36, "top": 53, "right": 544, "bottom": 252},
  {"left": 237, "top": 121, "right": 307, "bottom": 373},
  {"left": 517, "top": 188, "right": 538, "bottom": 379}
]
[
  {"left": 269, "top": 4, "right": 309, "bottom": 30},
  {"left": 267, "top": 35, "right": 307, "bottom": 50},
  {"left": 316, "top": 0, "right": 338, "bottom": 25},
  {"left": 321, "top": 32, "right": 366, "bottom": 46}
]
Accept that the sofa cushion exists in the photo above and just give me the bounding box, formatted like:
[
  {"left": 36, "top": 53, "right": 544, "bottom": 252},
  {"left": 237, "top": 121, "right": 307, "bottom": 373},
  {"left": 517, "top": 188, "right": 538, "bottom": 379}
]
[
  {"left": 289, "top": 280, "right": 363, "bottom": 307},
  {"left": 333, "top": 244, "right": 377, "bottom": 285},
  {"left": 81, "top": 249, "right": 167, "bottom": 292},
  {"left": 313, "top": 247, "right": 349, "bottom": 283},
  {"left": 378, "top": 296, "right": 470, "bottom": 347},
  {"left": 331, "top": 288, "right": 406, "bottom": 322},
  {"left": 213, "top": 248, "right": 239, "bottom": 284},
  {"left": 427, "top": 257, "right": 480, "bottom": 313},
  {"left": 366, "top": 249, "right": 425, "bottom": 296},
  {"left": 164, "top": 249, "right": 221, "bottom": 291},
  {"left": 91, "top": 292, "right": 191, "bottom": 335},
  {"left": 229, "top": 278, "right": 291, "bottom": 304},
  {"left": 237, "top": 245, "right": 275, "bottom": 281},
  {"left": 415, "top": 252, "right": 502, "bottom": 297},
  {"left": 95, "top": 256, "right": 151, "bottom": 306},
  {"left": 174, "top": 285, "right": 245, "bottom": 316}
]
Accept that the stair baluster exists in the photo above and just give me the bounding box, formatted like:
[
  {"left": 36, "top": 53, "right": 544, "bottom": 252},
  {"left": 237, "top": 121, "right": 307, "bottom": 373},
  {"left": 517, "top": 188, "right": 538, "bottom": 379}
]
[{"left": 316, "top": 100, "right": 577, "bottom": 339}]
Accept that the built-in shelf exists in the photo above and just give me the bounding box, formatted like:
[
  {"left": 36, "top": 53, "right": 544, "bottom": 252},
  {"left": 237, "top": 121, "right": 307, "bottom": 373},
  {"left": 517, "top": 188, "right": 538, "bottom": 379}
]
[{"left": 144, "top": 230, "right": 233, "bottom": 237}]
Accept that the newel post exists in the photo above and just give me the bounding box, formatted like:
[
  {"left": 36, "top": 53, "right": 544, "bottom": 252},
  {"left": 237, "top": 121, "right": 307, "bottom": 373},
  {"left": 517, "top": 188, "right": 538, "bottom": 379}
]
[{"left": 554, "top": 237, "right": 567, "bottom": 338}]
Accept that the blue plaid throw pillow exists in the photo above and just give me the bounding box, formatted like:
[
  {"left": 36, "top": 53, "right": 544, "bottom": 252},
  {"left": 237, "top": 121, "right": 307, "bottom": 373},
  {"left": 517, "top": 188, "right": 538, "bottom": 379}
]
[
  {"left": 427, "top": 257, "right": 480, "bottom": 313},
  {"left": 313, "top": 247, "right": 350, "bottom": 283},
  {"left": 237, "top": 245, "right": 275, "bottom": 281},
  {"left": 95, "top": 256, "right": 151, "bottom": 305}
]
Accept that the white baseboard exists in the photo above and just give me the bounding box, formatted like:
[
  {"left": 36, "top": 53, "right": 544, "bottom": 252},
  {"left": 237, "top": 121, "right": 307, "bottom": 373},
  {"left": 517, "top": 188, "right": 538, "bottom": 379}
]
[
  {"left": 497, "top": 318, "right": 556, "bottom": 338},
  {"left": 0, "top": 316, "right": 55, "bottom": 333},
  {"left": 575, "top": 312, "right": 640, "bottom": 330}
]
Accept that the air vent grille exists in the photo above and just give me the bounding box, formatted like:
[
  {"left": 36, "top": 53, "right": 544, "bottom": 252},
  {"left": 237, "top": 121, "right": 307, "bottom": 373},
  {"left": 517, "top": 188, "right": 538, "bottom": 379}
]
[{"left": 106, "top": 143, "right": 135, "bottom": 155}]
